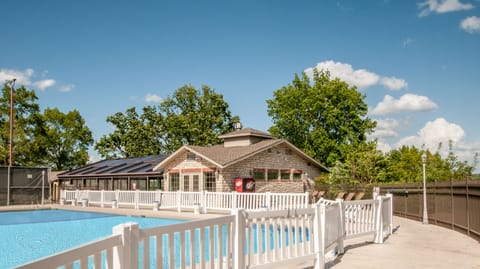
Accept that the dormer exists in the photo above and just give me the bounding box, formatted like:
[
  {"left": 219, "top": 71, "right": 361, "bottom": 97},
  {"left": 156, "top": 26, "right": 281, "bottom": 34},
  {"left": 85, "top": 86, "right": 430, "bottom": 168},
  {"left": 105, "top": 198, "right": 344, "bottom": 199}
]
[{"left": 219, "top": 127, "right": 275, "bottom": 148}]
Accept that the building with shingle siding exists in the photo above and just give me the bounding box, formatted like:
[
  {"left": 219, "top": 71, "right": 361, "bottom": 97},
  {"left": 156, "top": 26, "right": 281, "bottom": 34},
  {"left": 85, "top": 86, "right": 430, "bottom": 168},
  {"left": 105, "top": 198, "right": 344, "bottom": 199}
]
[{"left": 153, "top": 127, "right": 329, "bottom": 193}]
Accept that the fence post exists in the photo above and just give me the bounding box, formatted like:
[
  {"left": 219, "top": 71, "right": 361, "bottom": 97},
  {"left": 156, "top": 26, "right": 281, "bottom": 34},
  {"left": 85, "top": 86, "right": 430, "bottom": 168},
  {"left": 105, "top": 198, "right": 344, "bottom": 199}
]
[
  {"left": 335, "top": 199, "right": 345, "bottom": 254},
  {"left": 232, "top": 191, "right": 238, "bottom": 214},
  {"left": 176, "top": 191, "right": 182, "bottom": 212},
  {"left": 112, "top": 222, "right": 139, "bottom": 269},
  {"left": 372, "top": 187, "right": 380, "bottom": 200},
  {"left": 155, "top": 190, "right": 161, "bottom": 205},
  {"left": 374, "top": 196, "right": 384, "bottom": 243},
  {"left": 313, "top": 203, "right": 325, "bottom": 269},
  {"left": 134, "top": 190, "right": 140, "bottom": 209},
  {"left": 233, "top": 209, "right": 246, "bottom": 269},
  {"left": 386, "top": 193, "right": 393, "bottom": 234},
  {"left": 101, "top": 190, "right": 105, "bottom": 208},
  {"left": 265, "top": 192, "right": 271, "bottom": 210},
  {"left": 201, "top": 191, "right": 207, "bottom": 213},
  {"left": 304, "top": 192, "right": 310, "bottom": 208}
]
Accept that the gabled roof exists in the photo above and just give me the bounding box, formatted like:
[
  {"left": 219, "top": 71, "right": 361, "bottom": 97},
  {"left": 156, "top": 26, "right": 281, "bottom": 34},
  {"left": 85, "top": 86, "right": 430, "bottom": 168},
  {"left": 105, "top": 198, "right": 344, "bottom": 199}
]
[
  {"left": 59, "top": 155, "right": 167, "bottom": 178},
  {"left": 218, "top": 127, "right": 275, "bottom": 140},
  {"left": 153, "top": 139, "right": 329, "bottom": 172}
]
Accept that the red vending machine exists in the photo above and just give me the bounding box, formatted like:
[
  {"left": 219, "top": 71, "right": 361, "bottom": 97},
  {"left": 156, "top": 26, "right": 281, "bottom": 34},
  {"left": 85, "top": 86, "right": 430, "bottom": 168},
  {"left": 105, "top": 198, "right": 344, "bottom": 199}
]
[{"left": 234, "top": 178, "right": 255, "bottom": 192}]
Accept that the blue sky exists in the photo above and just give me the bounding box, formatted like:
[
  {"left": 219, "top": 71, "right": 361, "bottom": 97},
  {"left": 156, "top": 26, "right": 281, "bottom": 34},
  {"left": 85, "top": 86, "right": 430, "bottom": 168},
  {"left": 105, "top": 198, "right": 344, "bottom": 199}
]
[{"left": 1, "top": 0, "right": 479, "bottom": 169}]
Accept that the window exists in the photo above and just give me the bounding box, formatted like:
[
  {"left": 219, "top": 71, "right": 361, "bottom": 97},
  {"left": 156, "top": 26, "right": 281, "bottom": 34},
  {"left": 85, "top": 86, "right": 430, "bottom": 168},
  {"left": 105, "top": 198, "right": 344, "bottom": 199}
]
[
  {"left": 267, "top": 169, "right": 278, "bottom": 180},
  {"left": 183, "top": 175, "right": 190, "bottom": 191},
  {"left": 149, "top": 178, "right": 163, "bottom": 190},
  {"left": 169, "top": 173, "right": 180, "bottom": 191},
  {"left": 204, "top": 172, "right": 216, "bottom": 192},
  {"left": 98, "top": 178, "right": 110, "bottom": 190},
  {"left": 131, "top": 178, "right": 147, "bottom": 190},
  {"left": 293, "top": 170, "right": 302, "bottom": 180},
  {"left": 193, "top": 175, "right": 200, "bottom": 191},
  {"left": 253, "top": 169, "right": 265, "bottom": 180},
  {"left": 280, "top": 169, "right": 291, "bottom": 180}
]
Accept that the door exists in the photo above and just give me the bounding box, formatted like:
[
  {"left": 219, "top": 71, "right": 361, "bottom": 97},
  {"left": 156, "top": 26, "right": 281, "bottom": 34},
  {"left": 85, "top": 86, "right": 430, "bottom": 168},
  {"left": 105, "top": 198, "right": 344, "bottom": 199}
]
[{"left": 182, "top": 174, "right": 201, "bottom": 192}]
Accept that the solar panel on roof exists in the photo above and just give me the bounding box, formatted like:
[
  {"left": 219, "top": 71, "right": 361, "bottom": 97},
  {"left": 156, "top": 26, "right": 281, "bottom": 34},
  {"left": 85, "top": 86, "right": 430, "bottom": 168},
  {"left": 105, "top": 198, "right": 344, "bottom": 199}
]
[
  {"left": 128, "top": 163, "right": 152, "bottom": 173},
  {"left": 58, "top": 155, "right": 167, "bottom": 177}
]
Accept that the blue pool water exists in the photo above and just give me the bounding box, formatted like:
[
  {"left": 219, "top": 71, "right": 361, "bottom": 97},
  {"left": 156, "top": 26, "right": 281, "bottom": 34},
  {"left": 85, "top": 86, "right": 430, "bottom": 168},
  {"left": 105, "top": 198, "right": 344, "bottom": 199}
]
[{"left": 0, "top": 209, "right": 184, "bottom": 268}]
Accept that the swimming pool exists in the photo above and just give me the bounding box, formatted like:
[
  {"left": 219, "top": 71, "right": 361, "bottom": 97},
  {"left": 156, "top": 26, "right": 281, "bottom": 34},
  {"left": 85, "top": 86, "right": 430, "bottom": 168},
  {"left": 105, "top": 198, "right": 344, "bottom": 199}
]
[{"left": 0, "top": 209, "right": 184, "bottom": 268}]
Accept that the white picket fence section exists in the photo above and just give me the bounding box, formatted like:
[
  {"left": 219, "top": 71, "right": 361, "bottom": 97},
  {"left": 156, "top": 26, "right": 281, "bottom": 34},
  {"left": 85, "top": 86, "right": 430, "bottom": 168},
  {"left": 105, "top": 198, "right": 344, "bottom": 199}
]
[
  {"left": 21, "top": 193, "right": 393, "bottom": 269},
  {"left": 61, "top": 190, "right": 310, "bottom": 212}
]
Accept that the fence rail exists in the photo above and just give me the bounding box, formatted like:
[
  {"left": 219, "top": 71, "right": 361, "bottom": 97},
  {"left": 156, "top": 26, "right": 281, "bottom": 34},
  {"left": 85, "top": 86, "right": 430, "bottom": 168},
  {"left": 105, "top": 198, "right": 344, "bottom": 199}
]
[
  {"left": 23, "top": 191, "right": 393, "bottom": 269},
  {"left": 379, "top": 181, "right": 479, "bottom": 242},
  {"left": 61, "top": 190, "right": 310, "bottom": 213}
]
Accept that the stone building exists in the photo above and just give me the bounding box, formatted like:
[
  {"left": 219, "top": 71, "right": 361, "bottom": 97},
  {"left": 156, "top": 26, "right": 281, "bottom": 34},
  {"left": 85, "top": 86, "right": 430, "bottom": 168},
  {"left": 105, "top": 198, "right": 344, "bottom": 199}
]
[{"left": 153, "top": 127, "right": 329, "bottom": 193}]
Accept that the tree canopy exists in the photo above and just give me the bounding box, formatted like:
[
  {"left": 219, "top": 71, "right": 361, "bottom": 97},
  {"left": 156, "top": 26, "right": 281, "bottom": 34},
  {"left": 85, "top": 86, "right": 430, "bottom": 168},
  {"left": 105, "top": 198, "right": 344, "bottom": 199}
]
[
  {"left": 267, "top": 69, "right": 376, "bottom": 167},
  {"left": 323, "top": 142, "right": 477, "bottom": 186},
  {"left": 0, "top": 83, "right": 93, "bottom": 170},
  {"left": 35, "top": 108, "right": 93, "bottom": 170},
  {"left": 0, "top": 85, "right": 41, "bottom": 166},
  {"left": 95, "top": 85, "right": 239, "bottom": 158},
  {"left": 94, "top": 107, "right": 165, "bottom": 158}
]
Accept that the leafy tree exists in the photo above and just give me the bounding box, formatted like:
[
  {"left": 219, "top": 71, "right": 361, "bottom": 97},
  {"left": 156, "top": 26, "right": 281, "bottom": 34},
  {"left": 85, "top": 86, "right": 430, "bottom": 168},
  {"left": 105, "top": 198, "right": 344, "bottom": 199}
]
[
  {"left": 267, "top": 69, "right": 376, "bottom": 167},
  {"left": 1, "top": 84, "right": 94, "bottom": 169},
  {"left": 35, "top": 108, "right": 93, "bottom": 170},
  {"left": 384, "top": 143, "right": 476, "bottom": 183},
  {"left": 95, "top": 85, "right": 239, "bottom": 158},
  {"left": 95, "top": 107, "right": 165, "bottom": 158},
  {"left": 344, "top": 141, "right": 387, "bottom": 184},
  {"left": 0, "top": 84, "right": 42, "bottom": 166},
  {"left": 160, "top": 85, "right": 239, "bottom": 152},
  {"left": 384, "top": 146, "right": 423, "bottom": 183}
]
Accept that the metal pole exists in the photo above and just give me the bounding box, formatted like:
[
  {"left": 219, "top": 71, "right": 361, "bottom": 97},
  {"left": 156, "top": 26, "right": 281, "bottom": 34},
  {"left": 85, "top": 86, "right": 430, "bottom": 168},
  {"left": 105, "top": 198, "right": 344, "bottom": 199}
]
[
  {"left": 42, "top": 170, "right": 45, "bottom": 205},
  {"left": 422, "top": 153, "right": 429, "bottom": 224},
  {"left": 6, "top": 78, "right": 16, "bottom": 206}
]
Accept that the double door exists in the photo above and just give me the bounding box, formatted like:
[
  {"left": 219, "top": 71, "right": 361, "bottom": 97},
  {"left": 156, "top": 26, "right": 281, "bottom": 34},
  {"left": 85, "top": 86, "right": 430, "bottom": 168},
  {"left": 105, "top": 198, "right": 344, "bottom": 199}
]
[{"left": 182, "top": 174, "right": 200, "bottom": 192}]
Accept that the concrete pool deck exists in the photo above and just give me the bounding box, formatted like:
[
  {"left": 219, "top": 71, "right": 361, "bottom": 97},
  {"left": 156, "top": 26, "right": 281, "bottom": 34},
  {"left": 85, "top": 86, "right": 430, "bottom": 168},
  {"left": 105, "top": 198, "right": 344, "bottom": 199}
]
[{"left": 331, "top": 216, "right": 480, "bottom": 269}]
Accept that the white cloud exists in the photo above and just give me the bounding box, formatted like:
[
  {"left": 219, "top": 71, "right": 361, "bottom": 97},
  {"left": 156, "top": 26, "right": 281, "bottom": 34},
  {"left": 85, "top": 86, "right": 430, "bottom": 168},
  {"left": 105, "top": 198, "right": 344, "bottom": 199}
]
[
  {"left": 379, "top": 118, "right": 480, "bottom": 171},
  {"left": 59, "top": 84, "right": 75, "bottom": 92},
  {"left": 145, "top": 93, "right": 162, "bottom": 103},
  {"left": 370, "top": 118, "right": 402, "bottom": 139},
  {"left": 418, "top": 0, "right": 474, "bottom": 17},
  {"left": 0, "top": 68, "right": 34, "bottom": 86},
  {"left": 371, "top": 129, "right": 399, "bottom": 139},
  {"left": 33, "top": 79, "right": 56, "bottom": 90},
  {"left": 460, "top": 16, "right": 480, "bottom": 33},
  {"left": 381, "top": 77, "right": 408, "bottom": 90},
  {"left": 0, "top": 68, "right": 57, "bottom": 90},
  {"left": 395, "top": 118, "right": 465, "bottom": 153},
  {"left": 305, "top": 60, "right": 408, "bottom": 90},
  {"left": 402, "top": 37, "right": 414, "bottom": 47},
  {"left": 370, "top": 94, "right": 438, "bottom": 115}
]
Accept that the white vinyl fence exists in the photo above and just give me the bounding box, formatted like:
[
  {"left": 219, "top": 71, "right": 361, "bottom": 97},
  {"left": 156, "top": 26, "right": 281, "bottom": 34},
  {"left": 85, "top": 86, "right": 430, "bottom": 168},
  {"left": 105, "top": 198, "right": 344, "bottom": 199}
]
[
  {"left": 60, "top": 190, "right": 310, "bottom": 212},
  {"left": 21, "top": 193, "right": 393, "bottom": 269}
]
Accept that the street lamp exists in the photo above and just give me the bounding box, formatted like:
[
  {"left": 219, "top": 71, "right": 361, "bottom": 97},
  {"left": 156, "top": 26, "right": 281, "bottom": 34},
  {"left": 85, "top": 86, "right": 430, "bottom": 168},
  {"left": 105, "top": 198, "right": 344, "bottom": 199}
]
[{"left": 422, "top": 153, "right": 428, "bottom": 224}]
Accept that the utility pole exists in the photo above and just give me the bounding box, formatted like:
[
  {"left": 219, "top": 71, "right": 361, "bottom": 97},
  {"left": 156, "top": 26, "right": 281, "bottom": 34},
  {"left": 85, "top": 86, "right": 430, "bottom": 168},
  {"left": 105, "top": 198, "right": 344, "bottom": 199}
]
[{"left": 6, "top": 78, "right": 16, "bottom": 206}]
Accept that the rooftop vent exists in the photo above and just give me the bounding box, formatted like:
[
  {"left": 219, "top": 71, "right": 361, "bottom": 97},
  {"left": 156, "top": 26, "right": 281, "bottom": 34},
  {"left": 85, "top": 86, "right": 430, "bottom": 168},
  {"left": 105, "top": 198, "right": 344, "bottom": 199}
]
[{"left": 234, "top": 121, "right": 243, "bottom": 131}]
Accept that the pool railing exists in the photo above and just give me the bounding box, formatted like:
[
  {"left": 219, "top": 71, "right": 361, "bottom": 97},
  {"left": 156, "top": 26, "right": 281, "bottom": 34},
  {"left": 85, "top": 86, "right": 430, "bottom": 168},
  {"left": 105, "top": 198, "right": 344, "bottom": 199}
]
[
  {"left": 60, "top": 190, "right": 310, "bottom": 213},
  {"left": 18, "top": 194, "right": 393, "bottom": 269}
]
